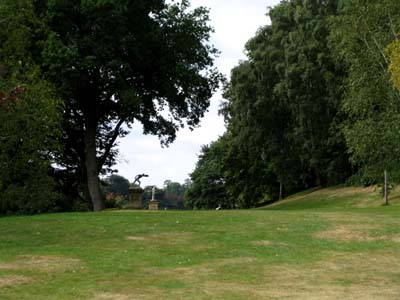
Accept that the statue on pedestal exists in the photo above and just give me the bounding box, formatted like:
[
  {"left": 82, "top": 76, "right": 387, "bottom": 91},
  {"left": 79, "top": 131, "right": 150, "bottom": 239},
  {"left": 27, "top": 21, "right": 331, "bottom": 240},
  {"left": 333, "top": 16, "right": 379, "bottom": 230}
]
[
  {"left": 149, "top": 185, "right": 159, "bottom": 210},
  {"left": 126, "top": 173, "right": 148, "bottom": 209}
]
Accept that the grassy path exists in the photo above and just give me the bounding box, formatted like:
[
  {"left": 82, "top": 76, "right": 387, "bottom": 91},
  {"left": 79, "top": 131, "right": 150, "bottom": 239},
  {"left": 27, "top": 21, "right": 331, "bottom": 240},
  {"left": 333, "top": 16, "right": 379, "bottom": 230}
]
[{"left": 1, "top": 207, "right": 400, "bottom": 299}]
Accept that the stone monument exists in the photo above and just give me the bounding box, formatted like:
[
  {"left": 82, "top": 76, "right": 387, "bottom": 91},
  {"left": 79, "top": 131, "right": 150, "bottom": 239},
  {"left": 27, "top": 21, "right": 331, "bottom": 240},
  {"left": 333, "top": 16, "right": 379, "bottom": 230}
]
[
  {"left": 127, "top": 186, "right": 144, "bottom": 209},
  {"left": 126, "top": 174, "right": 148, "bottom": 209},
  {"left": 148, "top": 186, "right": 159, "bottom": 210}
]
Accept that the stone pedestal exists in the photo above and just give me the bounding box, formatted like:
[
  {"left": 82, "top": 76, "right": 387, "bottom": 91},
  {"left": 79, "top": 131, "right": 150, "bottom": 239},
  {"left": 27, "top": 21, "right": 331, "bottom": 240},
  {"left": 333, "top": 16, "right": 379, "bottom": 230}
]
[
  {"left": 148, "top": 200, "right": 159, "bottom": 210},
  {"left": 127, "top": 186, "right": 144, "bottom": 209}
]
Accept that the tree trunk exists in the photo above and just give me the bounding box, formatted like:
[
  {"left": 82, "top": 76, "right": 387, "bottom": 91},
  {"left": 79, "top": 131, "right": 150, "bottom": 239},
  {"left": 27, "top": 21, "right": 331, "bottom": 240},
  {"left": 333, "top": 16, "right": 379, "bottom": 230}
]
[
  {"left": 84, "top": 119, "right": 105, "bottom": 211},
  {"left": 80, "top": 164, "right": 94, "bottom": 210},
  {"left": 384, "top": 169, "right": 388, "bottom": 206},
  {"left": 315, "top": 171, "right": 322, "bottom": 187},
  {"left": 279, "top": 181, "right": 283, "bottom": 201},
  {"left": 82, "top": 181, "right": 94, "bottom": 211}
]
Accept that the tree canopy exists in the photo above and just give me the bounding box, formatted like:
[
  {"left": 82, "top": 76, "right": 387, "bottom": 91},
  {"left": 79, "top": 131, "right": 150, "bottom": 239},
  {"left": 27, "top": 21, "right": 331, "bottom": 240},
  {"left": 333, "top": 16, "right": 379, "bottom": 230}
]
[
  {"left": 188, "top": 0, "right": 400, "bottom": 208},
  {"left": 16, "top": 0, "right": 222, "bottom": 211},
  {"left": 103, "top": 174, "right": 130, "bottom": 197},
  {"left": 0, "top": 0, "right": 62, "bottom": 214},
  {"left": 331, "top": 0, "right": 400, "bottom": 182},
  {"left": 185, "top": 135, "right": 234, "bottom": 209},
  {"left": 217, "top": 0, "right": 351, "bottom": 206}
]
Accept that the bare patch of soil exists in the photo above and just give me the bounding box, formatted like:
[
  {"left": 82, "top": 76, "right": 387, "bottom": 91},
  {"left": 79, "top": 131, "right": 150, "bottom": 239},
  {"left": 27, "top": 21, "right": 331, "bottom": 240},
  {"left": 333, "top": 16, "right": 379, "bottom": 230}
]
[
  {"left": 216, "top": 257, "right": 257, "bottom": 265},
  {"left": 102, "top": 251, "right": 400, "bottom": 300},
  {"left": 0, "top": 255, "right": 82, "bottom": 272},
  {"left": 315, "top": 224, "right": 378, "bottom": 242},
  {"left": 251, "top": 240, "right": 288, "bottom": 247},
  {"left": 391, "top": 235, "right": 400, "bottom": 243},
  {"left": 125, "top": 236, "right": 146, "bottom": 241},
  {"left": 96, "top": 293, "right": 131, "bottom": 300},
  {"left": 145, "top": 256, "right": 256, "bottom": 284},
  {"left": 95, "top": 291, "right": 163, "bottom": 300},
  {"left": 0, "top": 275, "right": 33, "bottom": 287},
  {"left": 251, "top": 240, "right": 274, "bottom": 246},
  {"left": 125, "top": 232, "right": 194, "bottom": 242},
  {"left": 166, "top": 252, "right": 400, "bottom": 299},
  {"left": 256, "top": 252, "right": 400, "bottom": 299},
  {"left": 317, "top": 223, "right": 400, "bottom": 244}
]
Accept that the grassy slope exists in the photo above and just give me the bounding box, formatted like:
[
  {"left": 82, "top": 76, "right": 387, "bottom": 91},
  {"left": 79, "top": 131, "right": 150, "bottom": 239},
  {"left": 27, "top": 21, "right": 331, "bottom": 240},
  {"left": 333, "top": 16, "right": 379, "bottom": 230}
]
[
  {"left": 0, "top": 187, "right": 400, "bottom": 299},
  {"left": 261, "top": 185, "right": 400, "bottom": 210}
]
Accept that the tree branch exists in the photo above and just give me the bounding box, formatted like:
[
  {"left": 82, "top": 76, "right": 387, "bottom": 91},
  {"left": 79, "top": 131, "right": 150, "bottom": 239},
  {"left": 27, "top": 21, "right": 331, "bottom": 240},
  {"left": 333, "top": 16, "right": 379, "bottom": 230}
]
[
  {"left": 388, "top": 14, "right": 398, "bottom": 40},
  {"left": 98, "top": 118, "right": 126, "bottom": 171},
  {"left": 360, "top": 35, "right": 386, "bottom": 73},
  {"left": 371, "top": 33, "right": 389, "bottom": 66}
]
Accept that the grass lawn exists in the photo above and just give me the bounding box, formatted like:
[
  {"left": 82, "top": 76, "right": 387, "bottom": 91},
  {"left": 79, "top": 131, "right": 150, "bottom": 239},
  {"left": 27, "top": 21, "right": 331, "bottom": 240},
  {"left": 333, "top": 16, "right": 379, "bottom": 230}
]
[{"left": 1, "top": 187, "right": 400, "bottom": 299}]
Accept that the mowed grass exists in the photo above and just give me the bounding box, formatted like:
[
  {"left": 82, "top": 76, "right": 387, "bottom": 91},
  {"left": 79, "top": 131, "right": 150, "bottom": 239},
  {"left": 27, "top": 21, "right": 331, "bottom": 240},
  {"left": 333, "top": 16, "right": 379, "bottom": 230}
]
[
  {"left": 1, "top": 187, "right": 400, "bottom": 299},
  {"left": 262, "top": 185, "right": 400, "bottom": 210}
]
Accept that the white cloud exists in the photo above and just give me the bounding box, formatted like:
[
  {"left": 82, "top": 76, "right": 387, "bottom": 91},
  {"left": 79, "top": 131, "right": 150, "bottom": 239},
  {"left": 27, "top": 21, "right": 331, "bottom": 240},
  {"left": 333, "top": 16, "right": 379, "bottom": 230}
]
[{"left": 114, "top": 0, "right": 281, "bottom": 187}]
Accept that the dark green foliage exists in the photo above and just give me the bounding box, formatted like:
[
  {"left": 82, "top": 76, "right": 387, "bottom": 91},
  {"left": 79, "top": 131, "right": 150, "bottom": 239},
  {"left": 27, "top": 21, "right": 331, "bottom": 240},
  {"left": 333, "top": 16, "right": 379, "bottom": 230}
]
[
  {"left": 0, "top": 81, "right": 62, "bottom": 215},
  {"left": 10, "top": 0, "right": 222, "bottom": 210},
  {"left": 185, "top": 135, "right": 235, "bottom": 209},
  {"left": 213, "top": 0, "right": 352, "bottom": 207},
  {"left": 163, "top": 180, "right": 186, "bottom": 209},
  {"left": 102, "top": 174, "right": 130, "bottom": 208},
  {"left": 271, "top": 0, "right": 349, "bottom": 187},
  {"left": 103, "top": 174, "right": 130, "bottom": 197},
  {"left": 0, "top": 0, "right": 62, "bottom": 214},
  {"left": 331, "top": 0, "right": 400, "bottom": 183}
]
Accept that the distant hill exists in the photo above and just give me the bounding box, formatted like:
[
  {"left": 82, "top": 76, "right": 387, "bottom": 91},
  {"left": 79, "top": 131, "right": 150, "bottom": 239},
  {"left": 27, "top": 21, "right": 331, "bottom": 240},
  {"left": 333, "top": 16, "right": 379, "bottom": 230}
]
[{"left": 259, "top": 185, "right": 400, "bottom": 210}]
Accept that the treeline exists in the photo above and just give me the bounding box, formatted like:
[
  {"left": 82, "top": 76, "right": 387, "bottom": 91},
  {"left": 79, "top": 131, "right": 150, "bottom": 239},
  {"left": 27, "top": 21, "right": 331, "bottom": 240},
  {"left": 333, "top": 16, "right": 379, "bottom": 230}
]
[
  {"left": 103, "top": 176, "right": 187, "bottom": 210},
  {"left": 185, "top": 0, "right": 400, "bottom": 209}
]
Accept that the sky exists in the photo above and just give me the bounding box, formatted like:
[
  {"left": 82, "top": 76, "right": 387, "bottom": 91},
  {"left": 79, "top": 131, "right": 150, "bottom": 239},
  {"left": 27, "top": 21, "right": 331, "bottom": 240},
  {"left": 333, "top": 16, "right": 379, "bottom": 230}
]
[{"left": 114, "top": 0, "right": 281, "bottom": 187}]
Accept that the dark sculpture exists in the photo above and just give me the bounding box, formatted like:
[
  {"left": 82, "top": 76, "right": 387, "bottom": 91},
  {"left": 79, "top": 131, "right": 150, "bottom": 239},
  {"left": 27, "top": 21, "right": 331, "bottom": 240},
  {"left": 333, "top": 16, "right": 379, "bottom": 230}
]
[{"left": 133, "top": 173, "right": 149, "bottom": 186}]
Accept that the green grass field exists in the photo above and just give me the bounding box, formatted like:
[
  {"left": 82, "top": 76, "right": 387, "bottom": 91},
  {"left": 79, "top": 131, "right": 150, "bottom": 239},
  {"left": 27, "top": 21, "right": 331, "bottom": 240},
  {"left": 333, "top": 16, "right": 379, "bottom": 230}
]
[{"left": 1, "top": 186, "right": 400, "bottom": 299}]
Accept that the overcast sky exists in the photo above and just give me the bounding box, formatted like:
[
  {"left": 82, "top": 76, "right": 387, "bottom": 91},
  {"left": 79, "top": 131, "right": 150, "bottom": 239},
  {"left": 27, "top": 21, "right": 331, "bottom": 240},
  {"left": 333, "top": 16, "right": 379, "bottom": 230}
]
[{"left": 114, "top": 0, "right": 281, "bottom": 187}]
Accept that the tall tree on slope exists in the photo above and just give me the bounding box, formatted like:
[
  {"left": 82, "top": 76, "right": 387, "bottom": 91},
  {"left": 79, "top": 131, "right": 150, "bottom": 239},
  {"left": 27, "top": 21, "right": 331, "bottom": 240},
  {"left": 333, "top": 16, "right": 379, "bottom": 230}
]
[
  {"left": 331, "top": 0, "right": 400, "bottom": 191},
  {"left": 222, "top": 0, "right": 349, "bottom": 204}
]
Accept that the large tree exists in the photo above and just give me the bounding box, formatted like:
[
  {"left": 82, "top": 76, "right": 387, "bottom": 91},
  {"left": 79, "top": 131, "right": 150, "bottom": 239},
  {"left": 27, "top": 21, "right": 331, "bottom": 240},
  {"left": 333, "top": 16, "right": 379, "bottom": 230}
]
[
  {"left": 219, "top": 0, "right": 350, "bottom": 205},
  {"left": 185, "top": 134, "right": 234, "bottom": 209},
  {"left": 331, "top": 0, "right": 400, "bottom": 186},
  {"left": 29, "top": 0, "right": 221, "bottom": 210},
  {"left": 0, "top": 0, "right": 62, "bottom": 214}
]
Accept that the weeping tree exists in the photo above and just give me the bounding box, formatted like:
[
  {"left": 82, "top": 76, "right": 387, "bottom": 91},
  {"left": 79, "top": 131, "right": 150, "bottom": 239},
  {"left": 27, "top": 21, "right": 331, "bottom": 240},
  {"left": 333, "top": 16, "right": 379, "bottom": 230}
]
[{"left": 25, "top": 0, "right": 222, "bottom": 210}]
